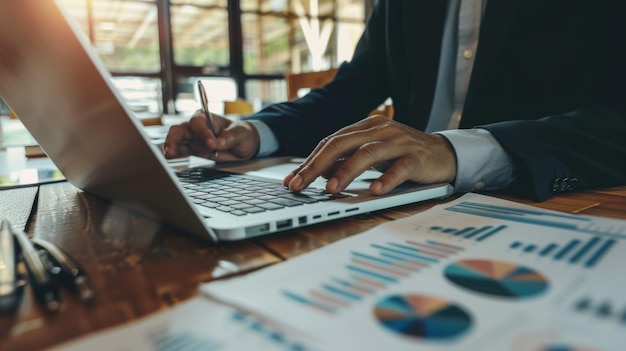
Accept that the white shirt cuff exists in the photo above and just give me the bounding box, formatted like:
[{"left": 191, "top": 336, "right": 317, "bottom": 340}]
[
  {"left": 435, "top": 128, "right": 517, "bottom": 192},
  {"left": 246, "top": 120, "right": 279, "bottom": 157}
]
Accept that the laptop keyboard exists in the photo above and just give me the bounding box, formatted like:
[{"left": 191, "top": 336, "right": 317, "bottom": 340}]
[{"left": 176, "top": 168, "right": 348, "bottom": 216}]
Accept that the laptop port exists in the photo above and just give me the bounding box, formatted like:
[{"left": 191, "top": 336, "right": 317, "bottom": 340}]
[
  {"left": 276, "top": 219, "right": 293, "bottom": 229},
  {"left": 245, "top": 223, "right": 270, "bottom": 237},
  {"left": 298, "top": 216, "right": 307, "bottom": 225}
]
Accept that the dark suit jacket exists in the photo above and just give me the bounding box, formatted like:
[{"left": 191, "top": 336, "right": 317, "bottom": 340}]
[{"left": 247, "top": 0, "right": 626, "bottom": 201}]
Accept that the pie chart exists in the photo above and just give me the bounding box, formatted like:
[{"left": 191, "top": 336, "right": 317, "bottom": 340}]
[
  {"left": 444, "top": 259, "right": 548, "bottom": 298},
  {"left": 373, "top": 294, "right": 472, "bottom": 340}
]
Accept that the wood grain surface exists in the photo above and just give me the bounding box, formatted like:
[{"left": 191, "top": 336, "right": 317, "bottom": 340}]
[{"left": 0, "top": 183, "right": 624, "bottom": 351}]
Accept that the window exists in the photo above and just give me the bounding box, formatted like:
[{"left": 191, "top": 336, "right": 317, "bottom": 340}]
[
  {"left": 112, "top": 77, "right": 162, "bottom": 114},
  {"left": 58, "top": 0, "right": 161, "bottom": 72},
  {"left": 53, "top": 0, "right": 371, "bottom": 115},
  {"left": 241, "top": 0, "right": 365, "bottom": 74},
  {"left": 57, "top": 0, "right": 163, "bottom": 115},
  {"left": 241, "top": 13, "right": 294, "bottom": 74},
  {"left": 245, "top": 79, "right": 288, "bottom": 110},
  {"left": 176, "top": 77, "right": 237, "bottom": 115},
  {"left": 170, "top": 1, "right": 230, "bottom": 68}
]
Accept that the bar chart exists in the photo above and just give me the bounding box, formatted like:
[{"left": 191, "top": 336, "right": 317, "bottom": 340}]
[
  {"left": 571, "top": 295, "right": 626, "bottom": 325},
  {"left": 508, "top": 236, "right": 616, "bottom": 268},
  {"left": 149, "top": 332, "right": 220, "bottom": 351},
  {"left": 446, "top": 201, "right": 626, "bottom": 239},
  {"left": 229, "top": 311, "right": 311, "bottom": 351},
  {"left": 429, "top": 224, "right": 507, "bottom": 242},
  {"left": 281, "top": 239, "right": 464, "bottom": 314}
]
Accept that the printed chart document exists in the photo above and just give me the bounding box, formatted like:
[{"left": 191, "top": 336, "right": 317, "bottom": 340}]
[
  {"left": 50, "top": 296, "right": 322, "bottom": 351},
  {"left": 203, "top": 193, "right": 626, "bottom": 351}
]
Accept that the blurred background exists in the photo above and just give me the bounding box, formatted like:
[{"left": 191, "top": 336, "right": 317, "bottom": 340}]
[{"left": 1, "top": 0, "right": 374, "bottom": 146}]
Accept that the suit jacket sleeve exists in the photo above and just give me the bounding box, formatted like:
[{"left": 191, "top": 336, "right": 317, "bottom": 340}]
[
  {"left": 481, "top": 107, "right": 626, "bottom": 201},
  {"left": 472, "top": 1, "right": 626, "bottom": 201}
]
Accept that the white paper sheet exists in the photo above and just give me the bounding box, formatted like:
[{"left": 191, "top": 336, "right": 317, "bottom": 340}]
[
  {"left": 51, "top": 297, "right": 322, "bottom": 351},
  {"left": 203, "top": 193, "right": 626, "bottom": 351}
]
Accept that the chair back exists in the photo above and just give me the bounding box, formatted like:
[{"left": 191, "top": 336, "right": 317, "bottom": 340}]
[
  {"left": 224, "top": 98, "right": 254, "bottom": 115},
  {"left": 285, "top": 68, "right": 339, "bottom": 101},
  {"left": 285, "top": 68, "right": 394, "bottom": 119}
]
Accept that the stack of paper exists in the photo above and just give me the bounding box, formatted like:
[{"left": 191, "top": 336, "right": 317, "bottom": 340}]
[
  {"left": 58, "top": 193, "right": 626, "bottom": 350},
  {"left": 52, "top": 297, "right": 323, "bottom": 351},
  {"left": 203, "top": 193, "right": 626, "bottom": 351}
]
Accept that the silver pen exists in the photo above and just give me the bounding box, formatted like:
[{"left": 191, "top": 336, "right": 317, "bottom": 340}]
[{"left": 197, "top": 80, "right": 219, "bottom": 136}]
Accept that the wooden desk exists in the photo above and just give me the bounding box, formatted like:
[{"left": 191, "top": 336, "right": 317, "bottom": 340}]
[{"left": 1, "top": 182, "right": 625, "bottom": 350}]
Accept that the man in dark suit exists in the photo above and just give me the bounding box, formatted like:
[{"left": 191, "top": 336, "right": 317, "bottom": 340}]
[{"left": 164, "top": 0, "right": 626, "bottom": 201}]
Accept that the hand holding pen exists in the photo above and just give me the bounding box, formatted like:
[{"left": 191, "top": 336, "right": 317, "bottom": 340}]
[
  {"left": 163, "top": 82, "right": 260, "bottom": 162},
  {"left": 163, "top": 82, "right": 223, "bottom": 160}
]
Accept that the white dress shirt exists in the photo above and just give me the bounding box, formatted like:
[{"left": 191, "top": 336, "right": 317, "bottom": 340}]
[{"left": 432, "top": 0, "right": 516, "bottom": 192}]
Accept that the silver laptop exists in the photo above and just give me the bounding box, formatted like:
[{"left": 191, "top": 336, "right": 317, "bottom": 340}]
[{"left": 0, "top": 1, "right": 453, "bottom": 242}]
